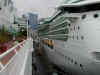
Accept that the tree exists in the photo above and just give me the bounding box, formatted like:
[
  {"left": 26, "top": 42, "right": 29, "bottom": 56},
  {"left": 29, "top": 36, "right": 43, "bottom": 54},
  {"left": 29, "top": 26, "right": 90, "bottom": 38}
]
[{"left": 0, "top": 25, "right": 7, "bottom": 43}]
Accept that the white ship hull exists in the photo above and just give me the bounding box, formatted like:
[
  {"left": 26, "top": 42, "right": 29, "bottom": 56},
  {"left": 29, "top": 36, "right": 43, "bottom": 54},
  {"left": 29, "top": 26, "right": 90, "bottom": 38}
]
[{"left": 38, "top": 1, "right": 100, "bottom": 75}]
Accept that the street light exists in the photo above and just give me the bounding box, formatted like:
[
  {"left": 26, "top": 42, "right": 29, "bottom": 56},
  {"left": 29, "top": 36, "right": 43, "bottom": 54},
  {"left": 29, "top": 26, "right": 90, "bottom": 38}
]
[{"left": 27, "top": 18, "right": 29, "bottom": 39}]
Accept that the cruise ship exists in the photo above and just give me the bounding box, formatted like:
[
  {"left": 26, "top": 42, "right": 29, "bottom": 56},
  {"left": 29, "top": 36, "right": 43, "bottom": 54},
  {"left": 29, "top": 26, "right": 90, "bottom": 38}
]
[{"left": 37, "top": 0, "right": 100, "bottom": 75}]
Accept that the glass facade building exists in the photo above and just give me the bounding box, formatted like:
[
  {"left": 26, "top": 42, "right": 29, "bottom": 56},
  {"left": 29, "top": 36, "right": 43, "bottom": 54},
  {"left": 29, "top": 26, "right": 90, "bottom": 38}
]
[{"left": 28, "top": 13, "right": 38, "bottom": 30}]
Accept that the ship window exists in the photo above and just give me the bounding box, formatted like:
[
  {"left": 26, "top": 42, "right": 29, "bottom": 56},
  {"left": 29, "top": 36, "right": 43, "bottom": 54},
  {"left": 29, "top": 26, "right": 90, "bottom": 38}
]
[
  {"left": 91, "top": 51, "right": 100, "bottom": 61},
  {"left": 78, "top": 26, "right": 80, "bottom": 30},
  {"left": 4, "top": 0, "right": 7, "bottom": 6},
  {"left": 82, "top": 14, "right": 86, "bottom": 19},
  {"left": 70, "top": 28, "right": 72, "bottom": 31},
  {"left": 68, "top": 57, "right": 70, "bottom": 61},
  {"left": 74, "top": 26, "right": 75, "bottom": 30},
  {"left": 94, "top": 14, "right": 99, "bottom": 18},
  {"left": 71, "top": 59, "right": 73, "bottom": 63},
  {"left": 74, "top": 61, "right": 77, "bottom": 65},
  {"left": 68, "top": 24, "right": 71, "bottom": 27},
  {"left": 65, "top": 56, "right": 67, "bottom": 58},
  {"left": 80, "top": 64, "right": 83, "bottom": 68},
  {"left": 77, "top": 36, "right": 79, "bottom": 40},
  {"left": 50, "top": 40, "right": 54, "bottom": 49},
  {"left": 81, "top": 36, "right": 84, "bottom": 40},
  {"left": 48, "top": 40, "right": 50, "bottom": 46},
  {"left": 73, "top": 35, "right": 74, "bottom": 40},
  {"left": 45, "top": 40, "right": 54, "bottom": 49}
]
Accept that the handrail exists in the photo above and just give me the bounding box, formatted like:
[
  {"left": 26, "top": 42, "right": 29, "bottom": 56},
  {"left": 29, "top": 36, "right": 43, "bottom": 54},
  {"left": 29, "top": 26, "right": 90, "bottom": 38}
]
[
  {"left": 0, "top": 40, "right": 25, "bottom": 59},
  {"left": 0, "top": 40, "right": 26, "bottom": 72},
  {"left": 0, "top": 38, "right": 33, "bottom": 75}
]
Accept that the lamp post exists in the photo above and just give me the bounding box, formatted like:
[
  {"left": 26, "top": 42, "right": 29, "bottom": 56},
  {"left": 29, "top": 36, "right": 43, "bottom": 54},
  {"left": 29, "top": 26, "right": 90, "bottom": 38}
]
[{"left": 27, "top": 18, "right": 29, "bottom": 39}]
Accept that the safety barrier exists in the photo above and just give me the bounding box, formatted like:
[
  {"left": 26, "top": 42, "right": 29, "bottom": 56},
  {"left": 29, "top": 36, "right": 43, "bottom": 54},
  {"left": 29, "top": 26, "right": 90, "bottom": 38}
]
[{"left": 0, "top": 38, "right": 33, "bottom": 75}]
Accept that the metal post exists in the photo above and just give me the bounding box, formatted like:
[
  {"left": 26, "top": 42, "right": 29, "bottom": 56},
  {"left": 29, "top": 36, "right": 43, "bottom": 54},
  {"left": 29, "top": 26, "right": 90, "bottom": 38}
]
[{"left": 27, "top": 18, "right": 28, "bottom": 39}]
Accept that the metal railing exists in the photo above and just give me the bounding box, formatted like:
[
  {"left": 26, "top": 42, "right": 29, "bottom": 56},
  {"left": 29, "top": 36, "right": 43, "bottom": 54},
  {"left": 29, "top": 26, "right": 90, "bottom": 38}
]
[{"left": 0, "top": 38, "right": 33, "bottom": 75}]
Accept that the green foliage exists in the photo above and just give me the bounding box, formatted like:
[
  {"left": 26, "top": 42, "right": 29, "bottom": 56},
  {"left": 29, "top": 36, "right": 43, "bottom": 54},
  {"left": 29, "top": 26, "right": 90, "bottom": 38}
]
[
  {"left": 17, "top": 31, "right": 23, "bottom": 37},
  {"left": 0, "top": 25, "right": 7, "bottom": 43},
  {"left": 17, "top": 28, "right": 27, "bottom": 37}
]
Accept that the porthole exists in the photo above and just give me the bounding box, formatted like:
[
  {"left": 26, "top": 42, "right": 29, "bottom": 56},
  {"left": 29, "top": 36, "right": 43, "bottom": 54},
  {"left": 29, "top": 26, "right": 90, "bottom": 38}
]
[
  {"left": 82, "top": 14, "right": 86, "bottom": 19},
  {"left": 94, "top": 14, "right": 99, "bottom": 18}
]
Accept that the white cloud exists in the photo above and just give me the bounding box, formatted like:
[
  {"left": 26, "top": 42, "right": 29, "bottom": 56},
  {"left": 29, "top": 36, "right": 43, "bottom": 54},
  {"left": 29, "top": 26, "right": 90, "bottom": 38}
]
[{"left": 13, "top": 0, "right": 62, "bottom": 18}]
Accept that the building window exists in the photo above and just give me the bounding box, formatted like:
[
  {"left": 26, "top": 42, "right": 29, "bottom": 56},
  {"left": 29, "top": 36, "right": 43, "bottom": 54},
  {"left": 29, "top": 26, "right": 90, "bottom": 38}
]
[{"left": 94, "top": 14, "right": 99, "bottom": 18}]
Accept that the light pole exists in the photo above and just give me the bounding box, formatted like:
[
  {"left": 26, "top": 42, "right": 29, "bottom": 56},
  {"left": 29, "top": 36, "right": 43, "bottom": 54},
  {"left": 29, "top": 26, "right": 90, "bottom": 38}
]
[{"left": 27, "top": 18, "right": 29, "bottom": 39}]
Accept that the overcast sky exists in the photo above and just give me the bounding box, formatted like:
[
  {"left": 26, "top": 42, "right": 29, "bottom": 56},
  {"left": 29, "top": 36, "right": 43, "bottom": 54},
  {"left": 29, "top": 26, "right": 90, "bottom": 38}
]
[{"left": 13, "top": 0, "right": 62, "bottom": 18}]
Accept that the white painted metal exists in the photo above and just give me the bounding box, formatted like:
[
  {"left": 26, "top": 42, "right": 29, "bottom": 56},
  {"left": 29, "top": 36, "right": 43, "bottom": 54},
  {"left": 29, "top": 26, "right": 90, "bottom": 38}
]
[{"left": 0, "top": 38, "right": 33, "bottom": 75}]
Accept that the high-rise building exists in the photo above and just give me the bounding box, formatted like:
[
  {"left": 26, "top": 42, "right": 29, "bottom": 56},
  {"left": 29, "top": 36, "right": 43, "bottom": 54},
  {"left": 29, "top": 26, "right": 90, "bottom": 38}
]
[{"left": 28, "top": 13, "right": 38, "bottom": 30}]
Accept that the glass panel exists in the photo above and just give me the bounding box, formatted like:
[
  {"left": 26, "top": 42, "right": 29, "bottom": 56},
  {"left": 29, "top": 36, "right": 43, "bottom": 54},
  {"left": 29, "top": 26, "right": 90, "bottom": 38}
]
[{"left": 50, "top": 22, "right": 68, "bottom": 30}]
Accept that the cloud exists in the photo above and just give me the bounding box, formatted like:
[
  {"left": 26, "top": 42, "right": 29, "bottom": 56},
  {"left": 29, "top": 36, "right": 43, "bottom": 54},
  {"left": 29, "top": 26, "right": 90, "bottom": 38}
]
[{"left": 13, "top": 0, "right": 62, "bottom": 18}]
